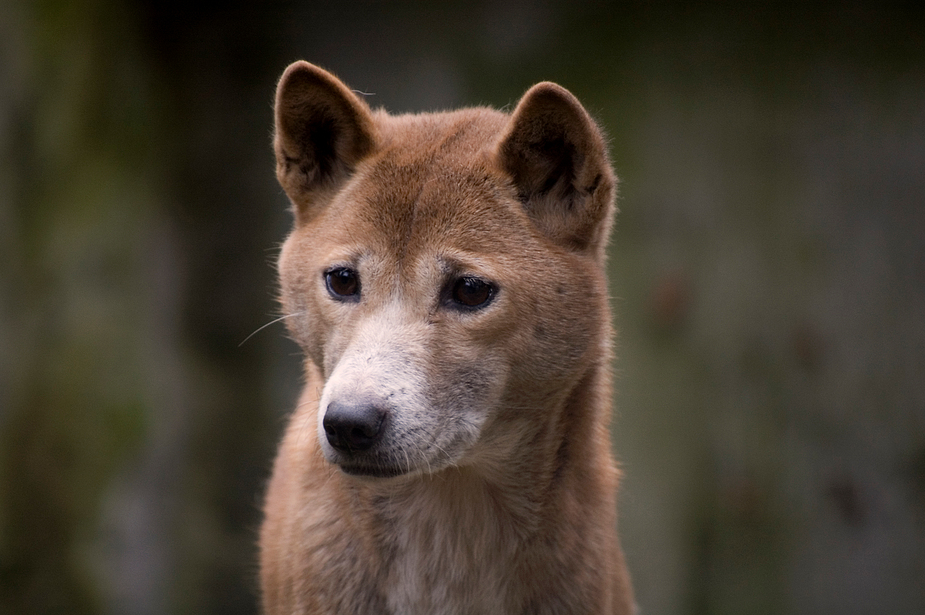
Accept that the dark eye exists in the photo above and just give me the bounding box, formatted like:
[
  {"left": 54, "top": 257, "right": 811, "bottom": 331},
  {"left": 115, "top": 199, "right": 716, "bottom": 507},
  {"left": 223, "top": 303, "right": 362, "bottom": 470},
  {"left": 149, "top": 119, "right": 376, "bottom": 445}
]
[
  {"left": 450, "top": 276, "right": 495, "bottom": 309},
  {"left": 325, "top": 267, "right": 360, "bottom": 301}
]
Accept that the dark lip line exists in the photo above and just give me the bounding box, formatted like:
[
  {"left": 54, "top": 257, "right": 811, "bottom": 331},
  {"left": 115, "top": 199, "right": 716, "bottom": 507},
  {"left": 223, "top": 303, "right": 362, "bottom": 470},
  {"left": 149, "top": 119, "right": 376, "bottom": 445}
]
[{"left": 338, "top": 463, "right": 407, "bottom": 479}]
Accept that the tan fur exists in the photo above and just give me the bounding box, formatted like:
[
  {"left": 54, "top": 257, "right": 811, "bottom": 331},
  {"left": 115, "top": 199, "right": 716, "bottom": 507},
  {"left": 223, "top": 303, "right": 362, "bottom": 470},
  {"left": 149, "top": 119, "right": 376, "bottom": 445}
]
[{"left": 260, "top": 61, "right": 634, "bottom": 615}]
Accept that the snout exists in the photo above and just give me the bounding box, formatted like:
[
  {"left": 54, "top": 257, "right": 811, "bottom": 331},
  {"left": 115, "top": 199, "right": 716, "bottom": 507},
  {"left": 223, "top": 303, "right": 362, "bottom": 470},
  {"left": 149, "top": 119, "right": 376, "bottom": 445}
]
[
  {"left": 322, "top": 400, "right": 386, "bottom": 453},
  {"left": 316, "top": 316, "right": 486, "bottom": 478}
]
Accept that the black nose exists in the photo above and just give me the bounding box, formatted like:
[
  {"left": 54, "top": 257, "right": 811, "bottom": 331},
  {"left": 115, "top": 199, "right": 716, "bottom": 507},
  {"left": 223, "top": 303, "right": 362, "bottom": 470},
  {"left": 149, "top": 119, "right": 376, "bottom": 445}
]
[{"left": 322, "top": 401, "right": 385, "bottom": 452}]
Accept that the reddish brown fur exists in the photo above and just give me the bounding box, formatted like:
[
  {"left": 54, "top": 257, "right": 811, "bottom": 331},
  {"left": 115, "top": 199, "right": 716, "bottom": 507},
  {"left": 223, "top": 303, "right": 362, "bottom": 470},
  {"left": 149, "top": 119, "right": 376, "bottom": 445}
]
[{"left": 260, "top": 61, "right": 634, "bottom": 614}]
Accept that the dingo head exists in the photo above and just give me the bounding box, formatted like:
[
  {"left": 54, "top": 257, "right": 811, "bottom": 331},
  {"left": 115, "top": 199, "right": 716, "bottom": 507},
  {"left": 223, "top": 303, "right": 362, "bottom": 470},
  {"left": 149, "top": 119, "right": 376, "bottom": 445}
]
[{"left": 274, "top": 62, "right": 615, "bottom": 479}]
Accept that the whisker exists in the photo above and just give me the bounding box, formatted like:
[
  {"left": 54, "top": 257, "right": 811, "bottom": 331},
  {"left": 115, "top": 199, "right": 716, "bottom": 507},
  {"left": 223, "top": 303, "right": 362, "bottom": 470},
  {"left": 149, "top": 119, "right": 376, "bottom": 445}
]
[{"left": 239, "top": 312, "right": 304, "bottom": 347}]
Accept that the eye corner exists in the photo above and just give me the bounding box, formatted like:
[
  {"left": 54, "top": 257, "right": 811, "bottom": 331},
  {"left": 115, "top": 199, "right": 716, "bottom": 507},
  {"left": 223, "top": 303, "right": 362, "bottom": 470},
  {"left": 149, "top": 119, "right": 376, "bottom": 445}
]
[{"left": 324, "top": 266, "right": 361, "bottom": 302}]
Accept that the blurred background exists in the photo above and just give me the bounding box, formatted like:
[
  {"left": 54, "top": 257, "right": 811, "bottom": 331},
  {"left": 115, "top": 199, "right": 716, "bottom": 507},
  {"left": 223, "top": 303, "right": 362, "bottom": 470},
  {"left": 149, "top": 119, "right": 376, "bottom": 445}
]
[{"left": 1, "top": 1, "right": 923, "bottom": 614}]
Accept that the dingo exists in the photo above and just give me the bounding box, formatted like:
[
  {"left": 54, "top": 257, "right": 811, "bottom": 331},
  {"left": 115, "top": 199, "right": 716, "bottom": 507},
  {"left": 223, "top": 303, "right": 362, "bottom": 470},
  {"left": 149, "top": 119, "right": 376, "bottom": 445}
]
[{"left": 259, "top": 61, "right": 634, "bottom": 615}]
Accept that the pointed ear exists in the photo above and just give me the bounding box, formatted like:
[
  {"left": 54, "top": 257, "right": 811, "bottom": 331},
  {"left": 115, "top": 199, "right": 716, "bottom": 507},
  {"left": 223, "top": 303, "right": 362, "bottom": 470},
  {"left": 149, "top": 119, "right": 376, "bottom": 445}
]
[
  {"left": 274, "top": 61, "right": 378, "bottom": 224},
  {"left": 495, "top": 82, "right": 616, "bottom": 256}
]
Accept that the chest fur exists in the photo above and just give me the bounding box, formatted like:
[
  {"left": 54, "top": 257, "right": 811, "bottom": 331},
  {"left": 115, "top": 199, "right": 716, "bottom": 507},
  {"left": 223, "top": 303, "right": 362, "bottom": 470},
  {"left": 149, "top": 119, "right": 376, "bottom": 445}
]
[{"left": 367, "top": 479, "right": 532, "bottom": 615}]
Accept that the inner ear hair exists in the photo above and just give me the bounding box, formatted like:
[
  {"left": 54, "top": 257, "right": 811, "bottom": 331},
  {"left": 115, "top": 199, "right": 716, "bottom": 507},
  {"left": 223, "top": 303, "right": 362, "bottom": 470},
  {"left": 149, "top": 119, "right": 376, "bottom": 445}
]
[
  {"left": 274, "top": 62, "right": 377, "bottom": 222},
  {"left": 496, "top": 82, "right": 615, "bottom": 254}
]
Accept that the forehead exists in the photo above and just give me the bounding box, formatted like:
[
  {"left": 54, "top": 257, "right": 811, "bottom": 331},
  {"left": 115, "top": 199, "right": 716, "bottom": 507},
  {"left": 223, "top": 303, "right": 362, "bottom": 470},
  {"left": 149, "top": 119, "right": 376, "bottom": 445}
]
[{"left": 322, "top": 138, "right": 533, "bottom": 261}]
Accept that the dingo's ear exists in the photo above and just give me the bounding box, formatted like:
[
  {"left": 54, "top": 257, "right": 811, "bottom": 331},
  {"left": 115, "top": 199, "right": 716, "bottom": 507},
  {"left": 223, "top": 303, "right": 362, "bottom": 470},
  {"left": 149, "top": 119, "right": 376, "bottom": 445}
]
[
  {"left": 274, "top": 61, "right": 377, "bottom": 224},
  {"left": 496, "top": 83, "right": 615, "bottom": 256}
]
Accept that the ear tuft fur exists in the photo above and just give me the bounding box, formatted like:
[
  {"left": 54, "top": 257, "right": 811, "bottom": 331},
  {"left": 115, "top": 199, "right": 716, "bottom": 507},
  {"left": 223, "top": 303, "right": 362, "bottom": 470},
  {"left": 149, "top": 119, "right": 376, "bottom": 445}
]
[
  {"left": 274, "top": 62, "right": 377, "bottom": 223},
  {"left": 496, "top": 82, "right": 615, "bottom": 256}
]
